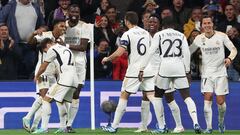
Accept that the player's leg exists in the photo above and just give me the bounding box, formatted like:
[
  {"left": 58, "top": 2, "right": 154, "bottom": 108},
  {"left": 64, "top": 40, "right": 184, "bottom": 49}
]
[
  {"left": 22, "top": 87, "right": 47, "bottom": 132},
  {"left": 32, "top": 95, "right": 52, "bottom": 134},
  {"left": 201, "top": 77, "right": 215, "bottom": 133},
  {"left": 215, "top": 76, "right": 228, "bottom": 133},
  {"left": 175, "top": 77, "right": 201, "bottom": 133},
  {"left": 165, "top": 92, "right": 184, "bottom": 133},
  {"left": 134, "top": 94, "right": 150, "bottom": 132},
  {"left": 55, "top": 101, "right": 68, "bottom": 133},
  {"left": 203, "top": 92, "right": 213, "bottom": 133},
  {"left": 66, "top": 84, "right": 81, "bottom": 133},
  {"left": 216, "top": 95, "right": 226, "bottom": 133},
  {"left": 31, "top": 107, "right": 41, "bottom": 132},
  {"left": 67, "top": 62, "right": 85, "bottom": 132},
  {"left": 102, "top": 78, "right": 138, "bottom": 133}
]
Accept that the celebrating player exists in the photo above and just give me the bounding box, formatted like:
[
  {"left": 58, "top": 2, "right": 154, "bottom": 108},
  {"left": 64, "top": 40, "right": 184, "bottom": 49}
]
[
  {"left": 190, "top": 15, "right": 237, "bottom": 134},
  {"left": 101, "top": 11, "right": 164, "bottom": 133},
  {"left": 32, "top": 38, "right": 78, "bottom": 134}
]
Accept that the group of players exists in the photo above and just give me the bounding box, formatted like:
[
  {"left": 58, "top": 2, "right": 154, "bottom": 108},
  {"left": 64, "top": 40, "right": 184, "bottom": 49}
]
[
  {"left": 21, "top": 3, "right": 237, "bottom": 134},
  {"left": 22, "top": 4, "right": 90, "bottom": 134},
  {"left": 101, "top": 11, "right": 237, "bottom": 134}
]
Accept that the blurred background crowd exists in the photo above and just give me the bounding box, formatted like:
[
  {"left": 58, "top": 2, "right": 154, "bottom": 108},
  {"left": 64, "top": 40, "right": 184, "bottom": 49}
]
[{"left": 0, "top": 0, "right": 240, "bottom": 81}]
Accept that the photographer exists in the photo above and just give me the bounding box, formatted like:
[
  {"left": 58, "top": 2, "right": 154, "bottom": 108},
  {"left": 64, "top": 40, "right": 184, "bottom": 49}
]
[{"left": 0, "top": 24, "right": 18, "bottom": 80}]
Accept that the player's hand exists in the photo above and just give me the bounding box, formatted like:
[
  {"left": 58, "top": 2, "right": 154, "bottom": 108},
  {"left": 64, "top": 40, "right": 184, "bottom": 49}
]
[
  {"left": 186, "top": 72, "right": 192, "bottom": 85},
  {"left": 101, "top": 57, "right": 109, "bottom": 65},
  {"left": 224, "top": 58, "right": 232, "bottom": 67},
  {"left": 34, "top": 76, "right": 41, "bottom": 83},
  {"left": 138, "top": 71, "right": 144, "bottom": 82},
  {"left": 8, "top": 37, "right": 14, "bottom": 49}
]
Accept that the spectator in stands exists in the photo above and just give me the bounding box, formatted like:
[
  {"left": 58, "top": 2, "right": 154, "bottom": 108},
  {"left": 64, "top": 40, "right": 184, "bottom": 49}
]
[
  {"left": 226, "top": 26, "right": 240, "bottom": 81},
  {"left": 140, "top": 11, "right": 151, "bottom": 30},
  {"left": 160, "top": 7, "right": 173, "bottom": 19},
  {"left": 112, "top": 51, "right": 128, "bottom": 80},
  {"left": 217, "top": 4, "right": 240, "bottom": 33},
  {"left": 0, "top": 0, "right": 46, "bottom": 79},
  {"left": 105, "top": 5, "right": 121, "bottom": 33},
  {"left": 229, "top": 0, "right": 240, "bottom": 23},
  {"left": 142, "top": 0, "right": 159, "bottom": 14},
  {"left": 94, "top": 15, "right": 117, "bottom": 54},
  {"left": 95, "top": 0, "right": 111, "bottom": 16},
  {"left": 0, "top": 24, "right": 18, "bottom": 80},
  {"left": 184, "top": 7, "right": 203, "bottom": 39},
  {"left": 188, "top": 29, "right": 202, "bottom": 80},
  {"left": 93, "top": 39, "right": 112, "bottom": 79},
  {"left": 47, "top": 0, "right": 70, "bottom": 30},
  {"left": 202, "top": 0, "right": 223, "bottom": 26},
  {"left": 72, "top": 0, "right": 100, "bottom": 23},
  {"left": 171, "top": 0, "right": 192, "bottom": 32}
]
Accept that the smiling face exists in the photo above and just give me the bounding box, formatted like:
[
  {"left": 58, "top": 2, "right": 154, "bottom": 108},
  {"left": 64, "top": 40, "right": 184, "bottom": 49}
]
[
  {"left": 148, "top": 16, "right": 159, "bottom": 34},
  {"left": 100, "top": 0, "right": 110, "bottom": 11},
  {"left": 100, "top": 16, "right": 109, "bottom": 28},
  {"left": 0, "top": 25, "right": 9, "bottom": 40},
  {"left": 201, "top": 17, "right": 214, "bottom": 33},
  {"left": 68, "top": 6, "right": 80, "bottom": 23}
]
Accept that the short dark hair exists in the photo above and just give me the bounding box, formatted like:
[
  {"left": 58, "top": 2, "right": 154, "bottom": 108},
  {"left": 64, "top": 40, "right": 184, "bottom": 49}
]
[
  {"left": 125, "top": 11, "right": 138, "bottom": 25},
  {"left": 0, "top": 23, "right": 7, "bottom": 28},
  {"left": 40, "top": 38, "right": 53, "bottom": 50},
  {"left": 161, "top": 16, "right": 175, "bottom": 28},
  {"left": 52, "top": 19, "right": 66, "bottom": 27},
  {"left": 149, "top": 13, "right": 160, "bottom": 21},
  {"left": 68, "top": 4, "right": 80, "bottom": 11}
]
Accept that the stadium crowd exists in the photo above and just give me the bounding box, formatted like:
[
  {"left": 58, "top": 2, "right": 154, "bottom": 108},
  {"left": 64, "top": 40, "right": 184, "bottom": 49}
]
[{"left": 0, "top": 0, "right": 240, "bottom": 81}]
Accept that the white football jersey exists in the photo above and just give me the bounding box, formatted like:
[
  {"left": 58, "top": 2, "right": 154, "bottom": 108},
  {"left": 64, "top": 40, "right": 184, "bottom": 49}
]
[
  {"left": 149, "top": 36, "right": 161, "bottom": 75},
  {"left": 120, "top": 26, "right": 154, "bottom": 77},
  {"left": 65, "top": 20, "right": 90, "bottom": 61},
  {"left": 45, "top": 44, "right": 78, "bottom": 87},
  {"left": 151, "top": 28, "right": 190, "bottom": 77},
  {"left": 190, "top": 31, "right": 235, "bottom": 78},
  {"left": 34, "top": 31, "right": 64, "bottom": 76}
]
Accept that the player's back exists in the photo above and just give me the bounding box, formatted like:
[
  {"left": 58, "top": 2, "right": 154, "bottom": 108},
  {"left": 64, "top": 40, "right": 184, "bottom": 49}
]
[
  {"left": 121, "top": 26, "right": 153, "bottom": 77},
  {"left": 155, "top": 28, "right": 190, "bottom": 77},
  {"left": 49, "top": 44, "right": 76, "bottom": 74}
]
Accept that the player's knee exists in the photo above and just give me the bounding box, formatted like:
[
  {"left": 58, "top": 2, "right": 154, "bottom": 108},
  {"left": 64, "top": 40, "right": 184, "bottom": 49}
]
[
  {"left": 154, "top": 86, "right": 164, "bottom": 98},
  {"left": 179, "top": 88, "right": 190, "bottom": 100},
  {"left": 165, "top": 93, "right": 174, "bottom": 103},
  {"left": 142, "top": 93, "right": 149, "bottom": 101}
]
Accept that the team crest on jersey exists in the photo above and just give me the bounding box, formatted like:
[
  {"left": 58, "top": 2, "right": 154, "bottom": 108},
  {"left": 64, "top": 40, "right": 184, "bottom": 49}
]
[
  {"left": 201, "top": 37, "right": 206, "bottom": 45},
  {"left": 216, "top": 40, "right": 220, "bottom": 45}
]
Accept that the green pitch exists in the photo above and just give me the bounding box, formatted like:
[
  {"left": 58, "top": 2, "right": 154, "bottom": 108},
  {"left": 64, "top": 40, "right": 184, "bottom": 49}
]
[{"left": 0, "top": 128, "right": 239, "bottom": 135}]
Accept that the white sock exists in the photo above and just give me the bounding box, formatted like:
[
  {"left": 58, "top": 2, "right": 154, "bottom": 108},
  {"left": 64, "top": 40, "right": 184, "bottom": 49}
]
[
  {"left": 67, "top": 99, "right": 79, "bottom": 127},
  {"left": 112, "top": 98, "right": 127, "bottom": 129},
  {"left": 25, "top": 97, "right": 42, "bottom": 119},
  {"left": 148, "top": 96, "right": 165, "bottom": 129},
  {"left": 56, "top": 102, "right": 67, "bottom": 129},
  {"left": 41, "top": 100, "right": 51, "bottom": 130},
  {"left": 31, "top": 107, "right": 42, "bottom": 129},
  {"left": 218, "top": 102, "right": 226, "bottom": 125},
  {"left": 204, "top": 100, "right": 212, "bottom": 129},
  {"left": 184, "top": 97, "right": 198, "bottom": 125},
  {"left": 168, "top": 100, "right": 183, "bottom": 128},
  {"left": 140, "top": 100, "right": 150, "bottom": 129}
]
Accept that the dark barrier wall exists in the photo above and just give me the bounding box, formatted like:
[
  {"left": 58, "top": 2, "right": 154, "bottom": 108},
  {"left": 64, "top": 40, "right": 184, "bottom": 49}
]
[{"left": 0, "top": 81, "right": 239, "bottom": 129}]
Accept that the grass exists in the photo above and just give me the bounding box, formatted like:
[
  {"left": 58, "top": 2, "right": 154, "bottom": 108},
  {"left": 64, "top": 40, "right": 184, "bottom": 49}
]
[{"left": 0, "top": 128, "right": 240, "bottom": 135}]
